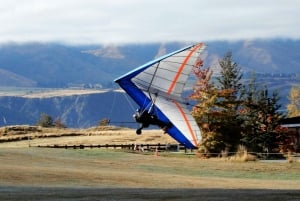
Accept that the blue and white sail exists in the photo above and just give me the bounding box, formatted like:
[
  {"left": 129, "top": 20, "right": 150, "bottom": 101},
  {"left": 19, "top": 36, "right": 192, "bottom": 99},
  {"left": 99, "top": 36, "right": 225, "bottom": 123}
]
[{"left": 114, "top": 43, "right": 205, "bottom": 148}]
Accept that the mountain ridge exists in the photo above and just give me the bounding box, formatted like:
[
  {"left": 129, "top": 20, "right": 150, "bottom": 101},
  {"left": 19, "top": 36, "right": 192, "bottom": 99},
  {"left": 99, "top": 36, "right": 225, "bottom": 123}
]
[
  {"left": 0, "top": 39, "right": 299, "bottom": 88},
  {"left": 0, "top": 39, "right": 299, "bottom": 127}
]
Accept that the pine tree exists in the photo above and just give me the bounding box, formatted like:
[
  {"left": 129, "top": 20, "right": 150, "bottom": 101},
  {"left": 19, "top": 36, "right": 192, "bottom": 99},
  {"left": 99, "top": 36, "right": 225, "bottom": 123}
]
[
  {"left": 213, "top": 52, "right": 244, "bottom": 152},
  {"left": 241, "top": 80, "right": 286, "bottom": 154},
  {"left": 240, "top": 73, "right": 262, "bottom": 152}
]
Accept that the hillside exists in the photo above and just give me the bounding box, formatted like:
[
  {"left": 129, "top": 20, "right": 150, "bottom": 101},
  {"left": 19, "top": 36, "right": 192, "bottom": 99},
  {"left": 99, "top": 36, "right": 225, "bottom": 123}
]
[
  {"left": 0, "top": 43, "right": 176, "bottom": 88},
  {"left": 0, "top": 89, "right": 137, "bottom": 128},
  {"left": 206, "top": 39, "right": 300, "bottom": 74},
  {"left": 0, "top": 125, "right": 176, "bottom": 147},
  {"left": 0, "top": 39, "right": 299, "bottom": 127},
  {"left": 0, "top": 40, "right": 299, "bottom": 88}
]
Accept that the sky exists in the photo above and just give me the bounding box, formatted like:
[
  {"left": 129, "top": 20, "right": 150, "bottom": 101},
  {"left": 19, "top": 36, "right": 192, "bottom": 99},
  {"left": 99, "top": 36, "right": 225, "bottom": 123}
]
[{"left": 0, "top": 0, "right": 299, "bottom": 44}]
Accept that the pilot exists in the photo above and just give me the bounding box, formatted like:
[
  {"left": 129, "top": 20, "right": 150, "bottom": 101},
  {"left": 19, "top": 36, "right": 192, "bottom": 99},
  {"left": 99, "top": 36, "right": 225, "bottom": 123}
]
[{"left": 133, "top": 109, "right": 172, "bottom": 134}]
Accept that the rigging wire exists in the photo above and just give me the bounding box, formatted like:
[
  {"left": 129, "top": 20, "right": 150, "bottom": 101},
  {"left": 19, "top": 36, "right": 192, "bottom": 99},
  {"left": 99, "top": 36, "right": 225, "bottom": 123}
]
[
  {"left": 148, "top": 93, "right": 158, "bottom": 115},
  {"left": 108, "top": 90, "right": 117, "bottom": 120},
  {"left": 122, "top": 90, "right": 137, "bottom": 113},
  {"left": 108, "top": 89, "right": 138, "bottom": 127}
]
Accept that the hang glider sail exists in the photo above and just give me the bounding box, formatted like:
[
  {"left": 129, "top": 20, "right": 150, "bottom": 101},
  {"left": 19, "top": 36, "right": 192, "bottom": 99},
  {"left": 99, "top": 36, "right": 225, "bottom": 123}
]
[{"left": 114, "top": 43, "right": 206, "bottom": 148}]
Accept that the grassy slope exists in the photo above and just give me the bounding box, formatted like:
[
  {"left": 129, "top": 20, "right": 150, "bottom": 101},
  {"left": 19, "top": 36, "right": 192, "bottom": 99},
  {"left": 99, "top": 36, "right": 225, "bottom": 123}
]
[
  {"left": 0, "top": 126, "right": 300, "bottom": 200},
  {"left": 0, "top": 147, "right": 299, "bottom": 189}
]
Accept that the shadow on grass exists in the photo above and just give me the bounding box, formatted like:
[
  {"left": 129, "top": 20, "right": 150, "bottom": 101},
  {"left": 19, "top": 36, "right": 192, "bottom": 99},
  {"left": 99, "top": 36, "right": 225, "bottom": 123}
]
[{"left": 0, "top": 186, "right": 299, "bottom": 201}]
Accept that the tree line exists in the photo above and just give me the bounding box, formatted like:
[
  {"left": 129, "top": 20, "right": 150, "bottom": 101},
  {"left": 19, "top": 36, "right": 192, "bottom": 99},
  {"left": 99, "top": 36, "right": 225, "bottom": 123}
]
[{"left": 190, "top": 52, "right": 299, "bottom": 155}]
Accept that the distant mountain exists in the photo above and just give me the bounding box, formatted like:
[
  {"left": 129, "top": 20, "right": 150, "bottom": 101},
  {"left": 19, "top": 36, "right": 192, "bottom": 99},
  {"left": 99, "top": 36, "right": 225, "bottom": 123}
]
[
  {"left": 0, "top": 40, "right": 299, "bottom": 127},
  {"left": 0, "top": 68, "right": 36, "bottom": 87},
  {"left": 206, "top": 39, "right": 300, "bottom": 74},
  {"left": 0, "top": 42, "right": 185, "bottom": 88},
  {"left": 0, "top": 40, "right": 299, "bottom": 88}
]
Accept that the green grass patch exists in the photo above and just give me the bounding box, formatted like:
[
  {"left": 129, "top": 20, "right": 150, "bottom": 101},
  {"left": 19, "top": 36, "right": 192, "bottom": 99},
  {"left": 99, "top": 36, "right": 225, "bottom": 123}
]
[{"left": 2, "top": 147, "right": 299, "bottom": 182}]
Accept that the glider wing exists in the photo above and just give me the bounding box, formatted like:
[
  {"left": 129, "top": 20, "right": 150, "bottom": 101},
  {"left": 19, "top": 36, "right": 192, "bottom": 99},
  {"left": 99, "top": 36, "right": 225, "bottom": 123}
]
[{"left": 114, "top": 43, "right": 205, "bottom": 148}]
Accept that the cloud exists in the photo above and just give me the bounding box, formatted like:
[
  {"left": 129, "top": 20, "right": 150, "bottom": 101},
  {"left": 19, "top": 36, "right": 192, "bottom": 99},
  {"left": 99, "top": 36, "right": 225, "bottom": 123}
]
[{"left": 0, "top": 0, "right": 299, "bottom": 44}]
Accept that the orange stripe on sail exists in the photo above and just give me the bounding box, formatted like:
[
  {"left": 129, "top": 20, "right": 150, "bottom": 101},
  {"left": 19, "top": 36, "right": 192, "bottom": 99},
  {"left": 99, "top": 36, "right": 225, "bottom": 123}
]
[
  {"left": 167, "top": 43, "right": 203, "bottom": 95},
  {"left": 173, "top": 100, "right": 198, "bottom": 147}
]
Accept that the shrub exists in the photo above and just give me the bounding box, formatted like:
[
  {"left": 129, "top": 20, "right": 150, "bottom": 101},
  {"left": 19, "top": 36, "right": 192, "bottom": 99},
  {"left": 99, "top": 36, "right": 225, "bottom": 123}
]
[
  {"left": 37, "top": 113, "right": 53, "bottom": 127},
  {"left": 229, "top": 145, "right": 257, "bottom": 162},
  {"left": 54, "top": 118, "right": 67, "bottom": 128},
  {"left": 99, "top": 118, "right": 110, "bottom": 126}
]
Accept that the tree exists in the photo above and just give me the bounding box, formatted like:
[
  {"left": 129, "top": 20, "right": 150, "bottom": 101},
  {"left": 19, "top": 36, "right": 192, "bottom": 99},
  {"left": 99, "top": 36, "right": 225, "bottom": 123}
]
[
  {"left": 190, "top": 60, "right": 221, "bottom": 154},
  {"left": 191, "top": 52, "right": 244, "bottom": 153},
  {"left": 287, "top": 86, "right": 300, "bottom": 117},
  {"left": 54, "top": 118, "right": 67, "bottom": 128},
  {"left": 191, "top": 51, "right": 287, "bottom": 155},
  {"left": 213, "top": 52, "right": 244, "bottom": 152},
  {"left": 37, "top": 113, "right": 53, "bottom": 127},
  {"left": 240, "top": 73, "right": 262, "bottom": 152},
  {"left": 99, "top": 118, "right": 110, "bottom": 126},
  {"left": 190, "top": 61, "right": 216, "bottom": 123},
  {"left": 241, "top": 78, "right": 286, "bottom": 154},
  {"left": 256, "top": 89, "right": 286, "bottom": 154}
]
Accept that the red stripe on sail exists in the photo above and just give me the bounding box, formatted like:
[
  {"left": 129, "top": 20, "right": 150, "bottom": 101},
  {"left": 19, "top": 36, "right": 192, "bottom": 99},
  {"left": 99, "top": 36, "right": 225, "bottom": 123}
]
[
  {"left": 173, "top": 100, "right": 198, "bottom": 147},
  {"left": 167, "top": 43, "right": 203, "bottom": 95}
]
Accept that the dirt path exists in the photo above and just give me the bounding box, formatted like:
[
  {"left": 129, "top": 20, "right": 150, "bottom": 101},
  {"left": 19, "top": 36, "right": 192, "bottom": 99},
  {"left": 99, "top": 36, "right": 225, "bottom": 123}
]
[{"left": 1, "top": 187, "right": 299, "bottom": 201}]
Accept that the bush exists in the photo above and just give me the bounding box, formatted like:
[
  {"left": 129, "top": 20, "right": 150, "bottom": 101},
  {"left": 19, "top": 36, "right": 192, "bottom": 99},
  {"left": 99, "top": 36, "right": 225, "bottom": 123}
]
[
  {"left": 229, "top": 145, "right": 257, "bottom": 162},
  {"left": 54, "top": 118, "right": 67, "bottom": 128},
  {"left": 37, "top": 113, "right": 53, "bottom": 127},
  {"left": 99, "top": 118, "right": 110, "bottom": 126}
]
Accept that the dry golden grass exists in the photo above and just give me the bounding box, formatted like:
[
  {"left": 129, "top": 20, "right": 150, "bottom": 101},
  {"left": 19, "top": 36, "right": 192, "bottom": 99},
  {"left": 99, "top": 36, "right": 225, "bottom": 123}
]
[
  {"left": 0, "top": 125, "right": 177, "bottom": 148},
  {"left": 227, "top": 145, "right": 257, "bottom": 162}
]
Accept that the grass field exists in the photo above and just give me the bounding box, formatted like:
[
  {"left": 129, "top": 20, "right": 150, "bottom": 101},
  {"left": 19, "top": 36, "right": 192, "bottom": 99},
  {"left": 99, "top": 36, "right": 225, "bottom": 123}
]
[{"left": 0, "top": 126, "right": 300, "bottom": 200}]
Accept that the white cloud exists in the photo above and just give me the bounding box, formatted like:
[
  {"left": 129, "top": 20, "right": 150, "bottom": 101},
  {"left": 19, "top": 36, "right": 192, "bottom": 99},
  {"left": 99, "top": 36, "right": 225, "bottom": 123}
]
[{"left": 0, "top": 0, "right": 299, "bottom": 44}]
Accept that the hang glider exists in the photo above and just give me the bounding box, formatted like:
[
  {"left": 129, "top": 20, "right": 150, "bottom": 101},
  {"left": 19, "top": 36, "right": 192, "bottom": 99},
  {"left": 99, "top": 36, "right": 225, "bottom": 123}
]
[{"left": 114, "top": 43, "right": 205, "bottom": 148}]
